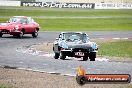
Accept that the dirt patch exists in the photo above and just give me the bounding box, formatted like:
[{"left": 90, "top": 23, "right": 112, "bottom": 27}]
[
  {"left": 0, "top": 67, "right": 132, "bottom": 88},
  {"left": 31, "top": 43, "right": 53, "bottom": 53}
]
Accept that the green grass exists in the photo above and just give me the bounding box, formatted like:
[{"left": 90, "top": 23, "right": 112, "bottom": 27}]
[
  {"left": 98, "top": 41, "right": 132, "bottom": 58},
  {"left": 0, "top": 7, "right": 132, "bottom": 31},
  {"left": 0, "top": 85, "right": 13, "bottom": 88},
  {"left": 36, "top": 18, "right": 132, "bottom": 31},
  {"left": 0, "top": 7, "right": 132, "bottom": 17}
]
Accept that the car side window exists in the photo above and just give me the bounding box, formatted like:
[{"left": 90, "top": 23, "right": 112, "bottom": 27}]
[
  {"left": 21, "top": 18, "right": 29, "bottom": 24},
  {"left": 83, "top": 34, "right": 89, "bottom": 43},
  {"left": 31, "top": 18, "right": 35, "bottom": 23},
  {"left": 28, "top": 18, "right": 34, "bottom": 23}
]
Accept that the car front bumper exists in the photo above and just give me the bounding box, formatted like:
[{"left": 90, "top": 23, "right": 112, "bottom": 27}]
[
  {"left": 0, "top": 29, "right": 21, "bottom": 35},
  {"left": 60, "top": 48, "right": 96, "bottom": 57}
]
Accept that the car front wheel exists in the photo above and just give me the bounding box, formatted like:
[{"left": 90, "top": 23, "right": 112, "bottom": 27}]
[
  {"left": 60, "top": 52, "right": 66, "bottom": 60},
  {"left": 0, "top": 33, "right": 3, "bottom": 37},
  {"left": 83, "top": 56, "right": 88, "bottom": 61},
  {"left": 89, "top": 52, "right": 96, "bottom": 61},
  {"left": 18, "top": 31, "right": 24, "bottom": 38},
  {"left": 32, "top": 30, "right": 38, "bottom": 38},
  {"left": 54, "top": 53, "right": 60, "bottom": 59}
]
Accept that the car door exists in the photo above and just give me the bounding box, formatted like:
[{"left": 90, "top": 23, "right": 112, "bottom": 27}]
[
  {"left": 21, "top": 18, "right": 32, "bottom": 33},
  {"left": 27, "top": 18, "right": 36, "bottom": 33}
]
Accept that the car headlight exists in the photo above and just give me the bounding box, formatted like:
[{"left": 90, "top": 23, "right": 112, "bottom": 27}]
[
  {"left": 60, "top": 41, "right": 68, "bottom": 49},
  {"left": 91, "top": 43, "right": 98, "bottom": 50}
]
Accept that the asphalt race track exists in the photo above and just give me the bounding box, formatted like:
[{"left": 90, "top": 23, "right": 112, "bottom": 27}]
[{"left": 0, "top": 31, "right": 132, "bottom": 77}]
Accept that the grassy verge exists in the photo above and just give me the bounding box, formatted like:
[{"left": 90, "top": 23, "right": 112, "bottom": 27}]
[
  {"left": 0, "top": 85, "right": 13, "bottom": 88},
  {"left": 0, "top": 7, "right": 132, "bottom": 31},
  {"left": 98, "top": 41, "right": 132, "bottom": 59},
  {"left": 36, "top": 18, "right": 132, "bottom": 31},
  {"left": 0, "top": 7, "right": 132, "bottom": 17}
]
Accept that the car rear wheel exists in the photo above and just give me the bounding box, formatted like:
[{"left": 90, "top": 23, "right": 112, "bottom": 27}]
[
  {"left": 0, "top": 33, "right": 3, "bottom": 37},
  {"left": 89, "top": 52, "right": 96, "bottom": 61},
  {"left": 60, "top": 52, "right": 66, "bottom": 60},
  {"left": 32, "top": 30, "right": 38, "bottom": 38},
  {"left": 54, "top": 53, "right": 60, "bottom": 59}
]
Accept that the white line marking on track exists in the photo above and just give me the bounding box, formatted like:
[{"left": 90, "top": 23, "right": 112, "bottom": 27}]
[
  {"left": 96, "top": 58, "right": 109, "bottom": 61},
  {"left": 61, "top": 74, "right": 76, "bottom": 77},
  {"left": 112, "top": 38, "right": 120, "bottom": 40},
  {"left": 121, "top": 38, "right": 128, "bottom": 40},
  {"left": 48, "top": 72, "right": 57, "bottom": 74},
  {"left": 17, "top": 68, "right": 27, "bottom": 70},
  {"left": 33, "top": 70, "right": 41, "bottom": 72},
  {"left": 26, "top": 68, "right": 33, "bottom": 71}
]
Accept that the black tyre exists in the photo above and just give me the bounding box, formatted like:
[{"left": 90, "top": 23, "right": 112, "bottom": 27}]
[
  {"left": 89, "top": 52, "right": 96, "bottom": 61},
  {"left": 83, "top": 56, "right": 88, "bottom": 61},
  {"left": 18, "top": 31, "right": 24, "bottom": 38},
  {"left": 76, "top": 75, "right": 86, "bottom": 85},
  {"left": 13, "top": 35, "right": 17, "bottom": 37},
  {"left": 60, "top": 52, "right": 66, "bottom": 60},
  {"left": 32, "top": 30, "right": 38, "bottom": 38},
  {"left": 54, "top": 53, "right": 60, "bottom": 59},
  {"left": 0, "top": 33, "right": 2, "bottom": 37}
]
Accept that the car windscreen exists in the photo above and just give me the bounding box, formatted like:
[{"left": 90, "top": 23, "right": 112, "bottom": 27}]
[
  {"left": 9, "top": 17, "right": 28, "bottom": 24},
  {"left": 63, "top": 33, "right": 88, "bottom": 42}
]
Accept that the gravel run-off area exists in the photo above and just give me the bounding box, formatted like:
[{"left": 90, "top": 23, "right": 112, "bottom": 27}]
[{"left": 0, "top": 67, "right": 132, "bottom": 88}]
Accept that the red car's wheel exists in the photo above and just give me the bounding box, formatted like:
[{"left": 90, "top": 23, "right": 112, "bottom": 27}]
[
  {"left": 18, "top": 31, "right": 24, "bottom": 38},
  {"left": 0, "top": 33, "right": 3, "bottom": 37},
  {"left": 32, "top": 30, "right": 38, "bottom": 38}
]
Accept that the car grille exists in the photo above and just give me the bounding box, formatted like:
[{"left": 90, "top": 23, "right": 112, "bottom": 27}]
[{"left": 73, "top": 48, "right": 88, "bottom": 52}]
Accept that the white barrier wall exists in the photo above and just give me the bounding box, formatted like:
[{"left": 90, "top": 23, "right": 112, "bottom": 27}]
[
  {"left": 0, "top": 1, "right": 132, "bottom": 9},
  {"left": 42, "top": 2, "right": 95, "bottom": 8},
  {"left": 95, "top": 3, "right": 132, "bottom": 9},
  {"left": 57, "top": 0, "right": 123, "bottom": 3},
  {"left": 0, "top": 1, "right": 20, "bottom": 6}
]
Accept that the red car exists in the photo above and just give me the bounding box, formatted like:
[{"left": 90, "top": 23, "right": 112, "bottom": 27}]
[{"left": 0, "top": 16, "right": 40, "bottom": 38}]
